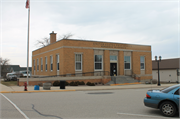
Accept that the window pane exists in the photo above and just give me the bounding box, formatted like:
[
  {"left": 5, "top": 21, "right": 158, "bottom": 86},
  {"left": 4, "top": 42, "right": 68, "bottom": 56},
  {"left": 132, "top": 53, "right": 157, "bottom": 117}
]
[
  {"left": 76, "top": 63, "right": 81, "bottom": 70},
  {"left": 140, "top": 56, "right": 144, "bottom": 62},
  {"left": 95, "top": 55, "right": 102, "bottom": 62},
  {"left": 51, "top": 64, "right": 53, "bottom": 70},
  {"left": 110, "top": 56, "right": 117, "bottom": 61},
  {"left": 95, "top": 63, "right": 102, "bottom": 69},
  {"left": 76, "top": 54, "right": 81, "bottom": 61},
  {"left": 45, "top": 57, "right": 47, "bottom": 64},
  {"left": 141, "top": 63, "right": 144, "bottom": 69},
  {"left": 125, "top": 63, "right": 130, "bottom": 69},
  {"left": 124, "top": 56, "right": 130, "bottom": 63},
  {"left": 57, "top": 63, "right": 59, "bottom": 70},
  {"left": 56, "top": 55, "right": 59, "bottom": 63}
]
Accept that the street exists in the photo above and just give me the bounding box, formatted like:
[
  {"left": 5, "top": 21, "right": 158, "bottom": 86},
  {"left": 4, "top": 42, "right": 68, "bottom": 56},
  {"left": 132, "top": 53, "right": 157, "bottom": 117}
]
[{"left": 0, "top": 88, "right": 179, "bottom": 119}]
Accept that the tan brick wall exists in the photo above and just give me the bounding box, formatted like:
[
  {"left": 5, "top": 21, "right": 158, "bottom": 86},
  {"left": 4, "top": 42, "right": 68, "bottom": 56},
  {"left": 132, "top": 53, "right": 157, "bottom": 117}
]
[
  {"left": 83, "top": 49, "right": 94, "bottom": 73},
  {"left": 132, "top": 51, "right": 152, "bottom": 75},
  {"left": 62, "top": 40, "right": 151, "bottom": 51},
  {"left": 32, "top": 39, "right": 152, "bottom": 80},
  {"left": 145, "top": 52, "right": 152, "bottom": 74},
  {"left": 32, "top": 48, "right": 63, "bottom": 76},
  {"left": 119, "top": 51, "right": 124, "bottom": 75},
  {"left": 104, "top": 50, "right": 110, "bottom": 75},
  {"left": 62, "top": 48, "right": 95, "bottom": 75},
  {"left": 132, "top": 51, "right": 140, "bottom": 74},
  {"left": 140, "top": 76, "right": 152, "bottom": 80}
]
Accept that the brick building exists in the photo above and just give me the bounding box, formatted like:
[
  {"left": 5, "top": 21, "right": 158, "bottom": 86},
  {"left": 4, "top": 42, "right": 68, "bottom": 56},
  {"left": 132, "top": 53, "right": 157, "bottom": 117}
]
[{"left": 32, "top": 31, "right": 152, "bottom": 81}]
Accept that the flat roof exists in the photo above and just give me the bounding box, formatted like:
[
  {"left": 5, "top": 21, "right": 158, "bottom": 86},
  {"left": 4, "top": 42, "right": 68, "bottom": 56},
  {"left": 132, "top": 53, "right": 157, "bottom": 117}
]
[
  {"left": 152, "top": 58, "right": 180, "bottom": 70},
  {"left": 33, "top": 38, "right": 151, "bottom": 52}
]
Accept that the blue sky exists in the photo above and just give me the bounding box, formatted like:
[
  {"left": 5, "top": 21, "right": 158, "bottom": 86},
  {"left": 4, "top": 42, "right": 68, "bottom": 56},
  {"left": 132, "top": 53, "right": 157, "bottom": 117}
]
[{"left": 0, "top": 0, "right": 179, "bottom": 67}]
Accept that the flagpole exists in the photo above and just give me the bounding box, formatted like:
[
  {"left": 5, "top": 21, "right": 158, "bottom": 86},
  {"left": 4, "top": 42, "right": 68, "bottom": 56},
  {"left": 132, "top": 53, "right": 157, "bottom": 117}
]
[{"left": 26, "top": 1, "right": 30, "bottom": 85}]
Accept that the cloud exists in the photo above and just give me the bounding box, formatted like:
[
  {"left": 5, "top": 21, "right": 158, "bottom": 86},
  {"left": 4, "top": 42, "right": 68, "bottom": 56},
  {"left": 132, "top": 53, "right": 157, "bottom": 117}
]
[{"left": 1, "top": 0, "right": 179, "bottom": 66}]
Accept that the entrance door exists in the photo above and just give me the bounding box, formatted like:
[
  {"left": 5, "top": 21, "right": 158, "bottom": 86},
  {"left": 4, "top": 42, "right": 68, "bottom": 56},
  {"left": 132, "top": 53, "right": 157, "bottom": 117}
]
[{"left": 110, "top": 63, "right": 117, "bottom": 76}]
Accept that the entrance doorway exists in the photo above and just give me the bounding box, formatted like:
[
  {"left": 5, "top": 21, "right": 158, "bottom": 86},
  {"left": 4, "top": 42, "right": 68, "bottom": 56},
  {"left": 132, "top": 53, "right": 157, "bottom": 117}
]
[{"left": 110, "top": 63, "right": 117, "bottom": 76}]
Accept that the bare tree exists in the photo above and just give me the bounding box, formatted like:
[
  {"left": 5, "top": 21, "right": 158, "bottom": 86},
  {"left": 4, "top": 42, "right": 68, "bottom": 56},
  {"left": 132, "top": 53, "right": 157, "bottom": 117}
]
[
  {"left": 59, "top": 33, "right": 74, "bottom": 40},
  {"left": 36, "top": 33, "right": 74, "bottom": 48},
  {"left": 36, "top": 37, "right": 50, "bottom": 48},
  {"left": 0, "top": 57, "right": 10, "bottom": 78}
]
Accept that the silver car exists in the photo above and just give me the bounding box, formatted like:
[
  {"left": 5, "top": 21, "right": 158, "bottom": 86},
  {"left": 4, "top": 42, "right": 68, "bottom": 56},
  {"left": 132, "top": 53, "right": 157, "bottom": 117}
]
[{"left": 6, "top": 73, "right": 17, "bottom": 81}]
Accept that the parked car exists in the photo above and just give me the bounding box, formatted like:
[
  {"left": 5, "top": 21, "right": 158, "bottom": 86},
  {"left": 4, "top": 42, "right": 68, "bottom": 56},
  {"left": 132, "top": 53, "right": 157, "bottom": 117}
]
[
  {"left": 19, "top": 70, "right": 31, "bottom": 77},
  {"left": 6, "top": 73, "right": 17, "bottom": 81},
  {"left": 144, "top": 84, "right": 180, "bottom": 117}
]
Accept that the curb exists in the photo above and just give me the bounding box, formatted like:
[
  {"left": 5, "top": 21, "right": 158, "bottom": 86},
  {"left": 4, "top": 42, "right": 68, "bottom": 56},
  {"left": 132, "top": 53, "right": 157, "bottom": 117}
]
[{"left": 0, "top": 89, "right": 76, "bottom": 93}]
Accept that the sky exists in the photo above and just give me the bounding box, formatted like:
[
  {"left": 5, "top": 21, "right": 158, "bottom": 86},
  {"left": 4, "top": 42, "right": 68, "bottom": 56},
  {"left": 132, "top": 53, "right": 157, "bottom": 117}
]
[{"left": 0, "top": 0, "right": 180, "bottom": 67}]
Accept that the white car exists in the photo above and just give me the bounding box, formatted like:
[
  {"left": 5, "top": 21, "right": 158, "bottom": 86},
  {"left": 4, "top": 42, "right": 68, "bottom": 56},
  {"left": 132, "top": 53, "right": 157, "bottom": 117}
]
[
  {"left": 20, "top": 71, "right": 31, "bottom": 77},
  {"left": 6, "top": 73, "right": 17, "bottom": 81}
]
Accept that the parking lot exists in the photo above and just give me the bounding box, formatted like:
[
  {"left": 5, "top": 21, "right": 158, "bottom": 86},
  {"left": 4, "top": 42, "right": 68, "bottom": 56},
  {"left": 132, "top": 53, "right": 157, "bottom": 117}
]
[{"left": 1, "top": 88, "right": 179, "bottom": 119}]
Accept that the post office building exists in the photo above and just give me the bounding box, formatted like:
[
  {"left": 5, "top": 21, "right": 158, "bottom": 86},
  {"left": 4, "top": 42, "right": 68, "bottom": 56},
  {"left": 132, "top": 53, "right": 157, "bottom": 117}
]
[{"left": 32, "top": 31, "right": 152, "bottom": 81}]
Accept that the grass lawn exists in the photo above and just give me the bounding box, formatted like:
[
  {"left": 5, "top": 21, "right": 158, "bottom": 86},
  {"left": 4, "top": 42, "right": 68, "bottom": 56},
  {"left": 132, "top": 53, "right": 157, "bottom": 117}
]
[{"left": 1, "top": 81, "right": 18, "bottom": 86}]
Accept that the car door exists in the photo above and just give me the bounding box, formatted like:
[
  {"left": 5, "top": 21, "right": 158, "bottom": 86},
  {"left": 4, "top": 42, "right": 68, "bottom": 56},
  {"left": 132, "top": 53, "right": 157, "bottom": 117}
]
[{"left": 173, "top": 88, "right": 179, "bottom": 108}]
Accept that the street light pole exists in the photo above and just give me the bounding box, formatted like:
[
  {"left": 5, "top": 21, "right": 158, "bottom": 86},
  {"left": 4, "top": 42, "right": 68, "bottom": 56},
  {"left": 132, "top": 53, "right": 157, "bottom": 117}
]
[{"left": 155, "top": 56, "right": 161, "bottom": 86}]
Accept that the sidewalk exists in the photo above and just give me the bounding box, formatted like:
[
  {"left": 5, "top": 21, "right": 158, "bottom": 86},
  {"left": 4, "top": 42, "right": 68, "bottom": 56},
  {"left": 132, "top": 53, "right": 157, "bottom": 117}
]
[{"left": 0, "top": 83, "right": 176, "bottom": 93}]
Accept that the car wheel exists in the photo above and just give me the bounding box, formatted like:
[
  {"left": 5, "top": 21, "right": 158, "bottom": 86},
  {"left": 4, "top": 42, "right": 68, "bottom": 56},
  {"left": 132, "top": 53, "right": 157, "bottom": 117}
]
[{"left": 160, "top": 101, "right": 177, "bottom": 117}]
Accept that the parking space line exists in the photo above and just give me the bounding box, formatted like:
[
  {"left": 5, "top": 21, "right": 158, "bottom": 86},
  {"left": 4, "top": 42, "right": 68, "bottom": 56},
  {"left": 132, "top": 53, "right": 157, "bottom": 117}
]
[
  {"left": 117, "top": 112, "right": 166, "bottom": 118},
  {"left": 1, "top": 93, "right": 29, "bottom": 119}
]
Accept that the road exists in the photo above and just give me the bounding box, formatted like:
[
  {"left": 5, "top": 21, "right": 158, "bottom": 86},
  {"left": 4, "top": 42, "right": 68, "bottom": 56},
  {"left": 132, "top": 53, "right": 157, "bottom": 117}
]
[{"left": 0, "top": 88, "right": 179, "bottom": 119}]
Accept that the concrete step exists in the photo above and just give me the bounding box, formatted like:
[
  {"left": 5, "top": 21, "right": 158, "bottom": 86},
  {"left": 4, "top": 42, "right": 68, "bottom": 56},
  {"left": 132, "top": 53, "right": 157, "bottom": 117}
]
[
  {"left": 106, "top": 81, "right": 115, "bottom": 85},
  {"left": 106, "top": 76, "right": 139, "bottom": 84}
]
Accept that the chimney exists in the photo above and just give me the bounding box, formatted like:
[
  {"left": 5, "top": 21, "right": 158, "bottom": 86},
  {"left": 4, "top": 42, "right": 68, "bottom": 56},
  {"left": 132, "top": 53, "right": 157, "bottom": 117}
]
[{"left": 50, "top": 31, "right": 57, "bottom": 44}]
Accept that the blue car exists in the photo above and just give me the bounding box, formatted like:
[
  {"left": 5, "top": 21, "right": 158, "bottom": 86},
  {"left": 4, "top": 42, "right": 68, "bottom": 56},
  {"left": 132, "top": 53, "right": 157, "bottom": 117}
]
[{"left": 144, "top": 84, "right": 180, "bottom": 117}]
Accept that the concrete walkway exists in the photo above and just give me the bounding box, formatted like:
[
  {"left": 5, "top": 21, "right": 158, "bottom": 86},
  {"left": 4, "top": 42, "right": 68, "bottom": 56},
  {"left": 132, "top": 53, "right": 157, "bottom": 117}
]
[{"left": 0, "top": 83, "right": 176, "bottom": 93}]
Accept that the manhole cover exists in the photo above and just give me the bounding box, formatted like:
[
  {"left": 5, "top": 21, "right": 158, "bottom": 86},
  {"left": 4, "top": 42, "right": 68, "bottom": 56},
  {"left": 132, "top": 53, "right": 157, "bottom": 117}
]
[{"left": 87, "top": 92, "right": 113, "bottom": 94}]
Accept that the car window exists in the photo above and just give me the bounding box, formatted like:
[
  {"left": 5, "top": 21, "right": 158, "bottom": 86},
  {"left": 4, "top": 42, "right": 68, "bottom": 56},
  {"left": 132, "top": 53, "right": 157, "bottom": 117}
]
[
  {"left": 161, "top": 85, "right": 180, "bottom": 93},
  {"left": 174, "top": 89, "right": 179, "bottom": 95}
]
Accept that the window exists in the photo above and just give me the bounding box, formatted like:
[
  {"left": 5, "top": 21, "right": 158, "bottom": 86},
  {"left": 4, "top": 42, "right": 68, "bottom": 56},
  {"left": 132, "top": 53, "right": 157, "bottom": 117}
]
[
  {"left": 41, "top": 58, "right": 43, "bottom": 71},
  {"left": 50, "top": 56, "right": 53, "bottom": 71},
  {"left": 161, "top": 85, "right": 180, "bottom": 93},
  {"left": 95, "top": 55, "right": 102, "bottom": 70},
  {"left": 33, "top": 60, "right": 35, "bottom": 71},
  {"left": 37, "top": 59, "right": 39, "bottom": 71},
  {"left": 124, "top": 56, "right": 131, "bottom": 69},
  {"left": 174, "top": 89, "right": 179, "bottom": 95},
  {"left": 75, "top": 54, "right": 82, "bottom": 71},
  {"left": 140, "top": 56, "right": 145, "bottom": 70},
  {"left": 110, "top": 55, "right": 117, "bottom": 61},
  {"left": 56, "top": 54, "right": 59, "bottom": 71},
  {"left": 45, "top": 57, "right": 47, "bottom": 71}
]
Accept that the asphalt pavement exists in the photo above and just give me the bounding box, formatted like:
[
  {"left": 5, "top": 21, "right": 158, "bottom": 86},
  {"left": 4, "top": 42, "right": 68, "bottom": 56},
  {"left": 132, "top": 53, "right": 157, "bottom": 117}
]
[{"left": 0, "top": 83, "right": 176, "bottom": 93}]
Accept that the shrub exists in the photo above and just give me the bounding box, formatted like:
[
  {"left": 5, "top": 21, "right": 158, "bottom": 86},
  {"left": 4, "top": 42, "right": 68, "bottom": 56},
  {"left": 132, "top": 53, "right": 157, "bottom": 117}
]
[
  {"left": 38, "top": 83, "right": 43, "bottom": 87},
  {"left": 75, "top": 81, "right": 80, "bottom": 85},
  {"left": 65, "top": 81, "right": 69, "bottom": 86},
  {"left": 86, "top": 82, "right": 95, "bottom": 86},
  {"left": 90, "top": 83, "right": 95, "bottom": 86},
  {"left": 74, "top": 82, "right": 78, "bottom": 86},
  {"left": 86, "top": 82, "right": 91, "bottom": 86},
  {"left": 79, "top": 81, "right": 85, "bottom": 85},
  {"left": 69, "top": 81, "right": 75, "bottom": 86},
  {"left": 69, "top": 81, "right": 78, "bottom": 86},
  {"left": 53, "top": 80, "right": 60, "bottom": 86}
]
